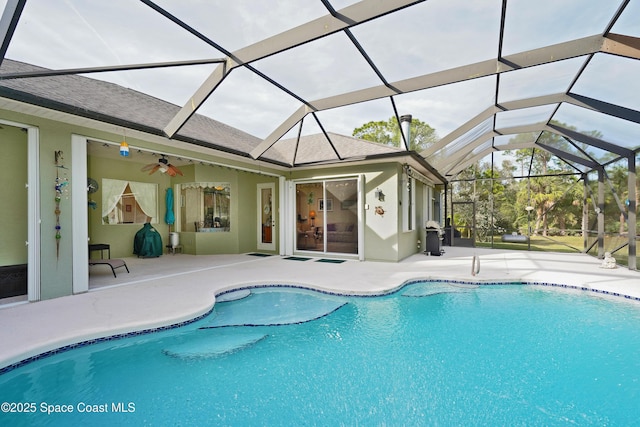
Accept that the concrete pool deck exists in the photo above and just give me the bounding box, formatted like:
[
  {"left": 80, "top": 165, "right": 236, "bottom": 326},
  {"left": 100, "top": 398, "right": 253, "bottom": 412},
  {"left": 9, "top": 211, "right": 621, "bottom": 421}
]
[{"left": 1, "top": 247, "right": 638, "bottom": 371}]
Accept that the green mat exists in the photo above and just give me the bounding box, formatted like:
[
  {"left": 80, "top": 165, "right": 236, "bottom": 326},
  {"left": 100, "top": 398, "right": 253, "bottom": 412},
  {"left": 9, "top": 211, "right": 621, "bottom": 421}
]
[
  {"left": 283, "top": 256, "right": 311, "bottom": 261},
  {"left": 316, "top": 259, "right": 346, "bottom": 264},
  {"left": 248, "top": 253, "right": 272, "bottom": 257}
]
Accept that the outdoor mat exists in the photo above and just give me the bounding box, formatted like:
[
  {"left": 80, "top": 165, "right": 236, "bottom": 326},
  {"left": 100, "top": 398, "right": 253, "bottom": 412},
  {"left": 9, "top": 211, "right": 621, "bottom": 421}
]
[
  {"left": 316, "top": 259, "right": 346, "bottom": 264},
  {"left": 283, "top": 256, "right": 312, "bottom": 261},
  {"left": 248, "top": 253, "right": 272, "bottom": 257}
]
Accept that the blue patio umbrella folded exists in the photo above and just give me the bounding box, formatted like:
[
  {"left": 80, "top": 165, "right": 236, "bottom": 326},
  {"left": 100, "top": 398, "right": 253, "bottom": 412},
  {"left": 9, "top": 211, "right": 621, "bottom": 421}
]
[{"left": 165, "top": 187, "right": 175, "bottom": 226}]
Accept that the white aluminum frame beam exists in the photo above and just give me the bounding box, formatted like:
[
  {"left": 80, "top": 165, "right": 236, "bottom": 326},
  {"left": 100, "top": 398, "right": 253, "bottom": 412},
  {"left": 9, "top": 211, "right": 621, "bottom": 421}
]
[
  {"left": 164, "top": 0, "right": 425, "bottom": 138},
  {"left": 250, "top": 34, "right": 622, "bottom": 159},
  {"left": 0, "top": 0, "right": 26, "bottom": 66}
]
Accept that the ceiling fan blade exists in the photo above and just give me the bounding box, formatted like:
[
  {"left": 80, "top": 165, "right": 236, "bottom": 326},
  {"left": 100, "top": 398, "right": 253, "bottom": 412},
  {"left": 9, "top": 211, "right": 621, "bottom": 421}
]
[
  {"left": 141, "top": 163, "right": 159, "bottom": 172},
  {"left": 168, "top": 164, "right": 184, "bottom": 176},
  {"left": 148, "top": 165, "right": 161, "bottom": 175}
]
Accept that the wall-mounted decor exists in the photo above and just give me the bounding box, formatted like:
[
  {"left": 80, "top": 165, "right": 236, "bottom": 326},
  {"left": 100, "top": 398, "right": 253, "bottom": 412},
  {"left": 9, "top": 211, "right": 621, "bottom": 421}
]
[
  {"left": 87, "top": 177, "right": 98, "bottom": 210},
  {"left": 318, "top": 198, "right": 333, "bottom": 212},
  {"left": 54, "top": 150, "right": 69, "bottom": 258}
]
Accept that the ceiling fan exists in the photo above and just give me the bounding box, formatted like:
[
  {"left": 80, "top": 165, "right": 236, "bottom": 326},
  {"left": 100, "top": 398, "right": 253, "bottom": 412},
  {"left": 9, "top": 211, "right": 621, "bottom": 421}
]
[{"left": 141, "top": 155, "right": 183, "bottom": 177}]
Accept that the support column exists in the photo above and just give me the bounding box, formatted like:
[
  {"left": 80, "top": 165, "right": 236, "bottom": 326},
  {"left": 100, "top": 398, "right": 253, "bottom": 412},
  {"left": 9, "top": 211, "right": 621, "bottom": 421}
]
[
  {"left": 597, "top": 167, "right": 605, "bottom": 259},
  {"left": 628, "top": 155, "right": 637, "bottom": 270},
  {"left": 582, "top": 174, "right": 588, "bottom": 253}
]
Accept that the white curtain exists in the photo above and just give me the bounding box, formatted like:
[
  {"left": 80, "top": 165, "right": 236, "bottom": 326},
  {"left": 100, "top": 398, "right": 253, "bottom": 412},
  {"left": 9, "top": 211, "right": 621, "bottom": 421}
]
[
  {"left": 129, "top": 181, "right": 158, "bottom": 222},
  {"left": 102, "top": 179, "right": 158, "bottom": 223},
  {"left": 102, "top": 179, "right": 128, "bottom": 219}
]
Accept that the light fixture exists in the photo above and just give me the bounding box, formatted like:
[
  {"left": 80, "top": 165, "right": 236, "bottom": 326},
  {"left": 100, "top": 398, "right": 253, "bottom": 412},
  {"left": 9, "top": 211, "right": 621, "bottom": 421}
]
[
  {"left": 525, "top": 206, "right": 534, "bottom": 212},
  {"left": 158, "top": 157, "right": 169, "bottom": 173},
  {"left": 375, "top": 188, "right": 385, "bottom": 201},
  {"left": 309, "top": 210, "right": 316, "bottom": 227},
  {"left": 119, "top": 140, "right": 129, "bottom": 157}
]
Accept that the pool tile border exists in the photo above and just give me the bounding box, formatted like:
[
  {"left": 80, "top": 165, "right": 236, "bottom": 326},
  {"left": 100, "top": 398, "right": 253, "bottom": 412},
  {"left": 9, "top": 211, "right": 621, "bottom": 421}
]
[
  {"left": 0, "top": 307, "right": 214, "bottom": 375},
  {"left": 3, "top": 280, "right": 639, "bottom": 375}
]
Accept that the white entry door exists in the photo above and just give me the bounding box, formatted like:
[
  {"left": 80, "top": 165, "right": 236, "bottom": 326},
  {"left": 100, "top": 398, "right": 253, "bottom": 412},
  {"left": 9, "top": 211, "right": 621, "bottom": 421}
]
[{"left": 257, "top": 183, "right": 276, "bottom": 251}]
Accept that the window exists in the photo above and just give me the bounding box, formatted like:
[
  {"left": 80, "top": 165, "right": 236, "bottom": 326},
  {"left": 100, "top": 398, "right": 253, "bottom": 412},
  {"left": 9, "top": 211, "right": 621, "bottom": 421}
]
[
  {"left": 180, "top": 182, "right": 231, "bottom": 232},
  {"left": 402, "top": 170, "right": 415, "bottom": 231},
  {"left": 102, "top": 179, "right": 157, "bottom": 224}
]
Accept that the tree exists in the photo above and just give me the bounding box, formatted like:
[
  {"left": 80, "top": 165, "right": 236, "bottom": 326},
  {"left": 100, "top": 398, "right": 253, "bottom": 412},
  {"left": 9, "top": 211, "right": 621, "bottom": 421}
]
[
  {"left": 352, "top": 116, "right": 439, "bottom": 151},
  {"left": 504, "top": 123, "right": 586, "bottom": 236}
]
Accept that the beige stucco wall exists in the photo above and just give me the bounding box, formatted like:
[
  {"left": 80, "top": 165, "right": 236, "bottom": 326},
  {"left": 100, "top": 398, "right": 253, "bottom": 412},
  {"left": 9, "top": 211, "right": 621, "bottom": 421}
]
[
  {"left": 289, "top": 162, "right": 432, "bottom": 262},
  {"left": 1, "top": 125, "right": 28, "bottom": 266},
  {"left": 1, "top": 107, "right": 283, "bottom": 300},
  {"left": 1, "top": 105, "right": 439, "bottom": 301}
]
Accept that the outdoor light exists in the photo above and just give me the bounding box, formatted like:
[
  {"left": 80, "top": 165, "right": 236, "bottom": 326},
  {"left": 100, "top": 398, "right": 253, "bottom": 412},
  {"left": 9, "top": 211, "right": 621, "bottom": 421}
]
[
  {"left": 119, "top": 141, "right": 129, "bottom": 157},
  {"left": 375, "top": 188, "right": 385, "bottom": 201},
  {"left": 525, "top": 206, "right": 534, "bottom": 212}
]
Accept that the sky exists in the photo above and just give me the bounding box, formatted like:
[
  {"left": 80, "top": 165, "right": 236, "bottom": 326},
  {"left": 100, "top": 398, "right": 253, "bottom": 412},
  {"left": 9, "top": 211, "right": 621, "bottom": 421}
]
[{"left": 1, "top": 0, "right": 639, "bottom": 161}]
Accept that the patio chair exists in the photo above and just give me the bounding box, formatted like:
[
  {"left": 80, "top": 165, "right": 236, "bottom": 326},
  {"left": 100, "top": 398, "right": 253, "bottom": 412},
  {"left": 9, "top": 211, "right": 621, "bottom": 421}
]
[{"left": 89, "top": 258, "right": 130, "bottom": 278}]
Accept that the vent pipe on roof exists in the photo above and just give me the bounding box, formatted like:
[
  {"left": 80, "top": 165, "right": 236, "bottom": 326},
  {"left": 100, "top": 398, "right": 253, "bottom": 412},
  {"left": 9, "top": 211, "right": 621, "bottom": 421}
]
[{"left": 400, "top": 114, "right": 412, "bottom": 151}]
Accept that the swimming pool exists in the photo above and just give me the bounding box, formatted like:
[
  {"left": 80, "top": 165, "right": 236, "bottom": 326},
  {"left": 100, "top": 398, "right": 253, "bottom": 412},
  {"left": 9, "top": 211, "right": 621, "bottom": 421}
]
[{"left": 1, "top": 281, "right": 640, "bottom": 425}]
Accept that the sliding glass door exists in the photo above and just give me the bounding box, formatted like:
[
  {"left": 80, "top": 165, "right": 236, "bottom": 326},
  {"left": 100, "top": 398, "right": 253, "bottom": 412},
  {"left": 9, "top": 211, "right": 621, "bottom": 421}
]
[{"left": 295, "top": 178, "right": 358, "bottom": 255}]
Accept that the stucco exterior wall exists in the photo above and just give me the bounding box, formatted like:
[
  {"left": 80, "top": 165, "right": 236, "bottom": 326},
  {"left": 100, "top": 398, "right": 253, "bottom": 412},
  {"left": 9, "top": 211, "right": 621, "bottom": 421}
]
[{"left": 1, "top": 106, "right": 439, "bottom": 302}]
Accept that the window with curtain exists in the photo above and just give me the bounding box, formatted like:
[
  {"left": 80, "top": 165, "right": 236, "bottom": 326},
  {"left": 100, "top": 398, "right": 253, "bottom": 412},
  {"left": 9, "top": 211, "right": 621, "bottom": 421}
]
[
  {"left": 102, "top": 179, "right": 158, "bottom": 224},
  {"left": 179, "top": 182, "right": 231, "bottom": 232}
]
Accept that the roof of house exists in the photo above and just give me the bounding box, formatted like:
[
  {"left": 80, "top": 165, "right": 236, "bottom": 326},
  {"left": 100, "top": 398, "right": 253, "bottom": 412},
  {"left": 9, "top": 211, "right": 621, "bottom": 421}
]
[
  {"left": 0, "top": 59, "right": 424, "bottom": 174},
  {"left": 0, "top": 59, "right": 262, "bottom": 157}
]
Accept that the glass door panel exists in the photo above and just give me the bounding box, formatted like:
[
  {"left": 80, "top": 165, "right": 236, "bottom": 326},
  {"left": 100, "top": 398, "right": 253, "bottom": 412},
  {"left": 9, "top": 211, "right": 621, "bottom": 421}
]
[
  {"left": 324, "top": 179, "right": 358, "bottom": 254},
  {"left": 295, "top": 182, "right": 323, "bottom": 251},
  {"left": 257, "top": 183, "right": 275, "bottom": 251},
  {"left": 295, "top": 179, "right": 359, "bottom": 254}
]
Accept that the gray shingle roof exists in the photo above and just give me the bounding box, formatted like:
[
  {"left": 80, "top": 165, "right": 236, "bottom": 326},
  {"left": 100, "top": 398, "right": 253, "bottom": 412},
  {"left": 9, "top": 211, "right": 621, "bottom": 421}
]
[
  {"left": 0, "top": 59, "right": 409, "bottom": 168},
  {"left": 0, "top": 59, "right": 261, "bottom": 156},
  {"left": 267, "top": 132, "right": 402, "bottom": 165}
]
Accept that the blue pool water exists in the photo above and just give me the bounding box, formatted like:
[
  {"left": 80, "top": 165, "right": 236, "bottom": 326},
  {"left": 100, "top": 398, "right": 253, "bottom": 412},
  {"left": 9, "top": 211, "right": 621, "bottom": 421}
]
[{"left": 2, "top": 282, "right": 640, "bottom": 426}]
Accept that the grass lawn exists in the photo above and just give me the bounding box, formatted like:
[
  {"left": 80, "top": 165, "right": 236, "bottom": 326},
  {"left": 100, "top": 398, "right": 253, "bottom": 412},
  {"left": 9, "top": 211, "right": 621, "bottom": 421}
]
[
  {"left": 476, "top": 234, "right": 638, "bottom": 268},
  {"left": 476, "top": 235, "right": 582, "bottom": 253}
]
